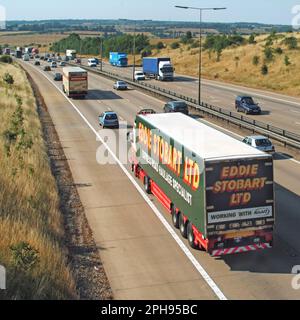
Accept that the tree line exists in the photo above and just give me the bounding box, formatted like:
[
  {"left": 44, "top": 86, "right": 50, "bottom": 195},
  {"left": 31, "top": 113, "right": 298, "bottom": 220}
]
[{"left": 50, "top": 33, "right": 151, "bottom": 57}]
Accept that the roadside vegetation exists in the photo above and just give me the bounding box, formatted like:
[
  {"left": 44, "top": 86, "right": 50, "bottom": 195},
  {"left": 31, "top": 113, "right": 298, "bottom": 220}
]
[
  {"left": 0, "top": 60, "right": 77, "bottom": 299},
  {"left": 152, "top": 31, "right": 300, "bottom": 97}
]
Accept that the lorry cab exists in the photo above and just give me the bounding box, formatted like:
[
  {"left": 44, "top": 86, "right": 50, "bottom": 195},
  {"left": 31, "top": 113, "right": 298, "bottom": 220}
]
[{"left": 159, "top": 61, "right": 174, "bottom": 81}]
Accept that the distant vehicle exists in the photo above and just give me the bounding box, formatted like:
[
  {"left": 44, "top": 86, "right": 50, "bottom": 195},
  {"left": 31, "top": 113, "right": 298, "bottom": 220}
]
[
  {"left": 51, "top": 61, "right": 57, "bottom": 68},
  {"left": 44, "top": 66, "right": 51, "bottom": 71},
  {"left": 63, "top": 56, "right": 69, "bottom": 62},
  {"left": 35, "top": 54, "right": 40, "bottom": 59},
  {"left": 74, "top": 58, "right": 81, "bottom": 64},
  {"left": 138, "top": 109, "right": 157, "bottom": 116},
  {"left": 163, "top": 101, "right": 189, "bottom": 115},
  {"left": 23, "top": 54, "right": 30, "bottom": 61},
  {"left": 88, "top": 58, "right": 97, "bottom": 67},
  {"left": 25, "top": 47, "right": 33, "bottom": 54},
  {"left": 10, "top": 51, "right": 15, "bottom": 57},
  {"left": 109, "top": 52, "right": 128, "bottom": 67},
  {"left": 40, "top": 56, "right": 45, "bottom": 60},
  {"left": 30, "top": 55, "right": 34, "bottom": 59},
  {"left": 113, "top": 81, "right": 128, "bottom": 90},
  {"left": 62, "top": 67, "right": 88, "bottom": 98},
  {"left": 34, "top": 61, "right": 41, "bottom": 66},
  {"left": 54, "top": 73, "right": 63, "bottom": 81},
  {"left": 47, "top": 58, "right": 53, "bottom": 63},
  {"left": 235, "top": 96, "right": 261, "bottom": 115},
  {"left": 57, "top": 56, "right": 62, "bottom": 61},
  {"left": 66, "top": 49, "right": 76, "bottom": 60},
  {"left": 134, "top": 71, "right": 145, "bottom": 81},
  {"left": 3, "top": 48, "right": 11, "bottom": 55},
  {"left": 242, "top": 136, "right": 275, "bottom": 153},
  {"left": 59, "top": 61, "right": 66, "bottom": 67},
  {"left": 99, "top": 111, "right": 119, "bottom": 129},
  {"left": 15, "top": 50, "right": 22, "bottom": 59},
  {"left": 143, "top": 57, "right": 174, "bottom": 81},
  {"left": 32, "top": 48, "right": 39, "bottom": 55}
]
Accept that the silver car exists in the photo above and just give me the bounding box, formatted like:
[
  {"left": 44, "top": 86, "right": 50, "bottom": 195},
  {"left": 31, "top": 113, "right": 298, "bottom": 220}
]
[{"left": 243, "top": 136, "right": 275, "bottom": 153}]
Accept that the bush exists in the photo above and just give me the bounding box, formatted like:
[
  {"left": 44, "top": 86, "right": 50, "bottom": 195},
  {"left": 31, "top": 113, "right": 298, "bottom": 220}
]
[
  {"left": 170, "top": 42, "right": 180, "bottom": 49},
  {"left": 252, "top": 55, "right": 260, "bottom": 66},
  {"left": 261, "top": 64, "right": 269, "bottom": 75},
  {"left": 264, "top": 47, "right": 274, "bottom": 62},
  {"left": 248, "top": 34, "right": 256, "bottom": 44},
  {"left": 0, "top": 55, "right": 13, "bottom": 64},
  {"left": 284, "top": 36, "right": 298, "bottom": 50},
  {"left": 156, "top": 41, "right": 165, "bottom": 50},
  {"left": 3, "top": 72, "right": 14, "bottom": 85},
  {"left": 275, "top": 47, "right": 283, "bottom": 55},
  {"left": 284, "top": 55, "right": 291, "bottom": 66}
]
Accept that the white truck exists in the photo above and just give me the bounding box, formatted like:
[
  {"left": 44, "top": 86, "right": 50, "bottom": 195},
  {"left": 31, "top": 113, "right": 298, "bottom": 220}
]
[
  {"left": 66, "top": 49, "right": 77, "bottom": 60},
  {"left": 62, "top": 67, "right": 88, "bottom": 98}
]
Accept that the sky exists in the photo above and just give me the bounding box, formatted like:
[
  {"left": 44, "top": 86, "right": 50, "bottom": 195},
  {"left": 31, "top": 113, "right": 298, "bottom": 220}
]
[{"left": 0, "top": 0, "right": 299, "bottom": 25}]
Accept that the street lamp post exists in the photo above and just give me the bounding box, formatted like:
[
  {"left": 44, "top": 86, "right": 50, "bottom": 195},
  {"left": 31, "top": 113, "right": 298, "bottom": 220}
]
[
  {"left": 175, "top": 6, "right": 226, "bottom": 105},
  {"left": 100, "top": 37, "right": 103, "bottom": 72},
  {"left": 133, "top": 21, "right": 137, "bottom": 81}
]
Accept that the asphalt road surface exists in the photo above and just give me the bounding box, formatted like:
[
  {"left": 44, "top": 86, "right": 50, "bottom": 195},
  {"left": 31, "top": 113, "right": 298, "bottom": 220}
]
[
  {"left": 81, "top": 59, "right": 300, "bottom": 134},
  {"left": 20, "top": 59, "right": 300, "bottom": 300}
]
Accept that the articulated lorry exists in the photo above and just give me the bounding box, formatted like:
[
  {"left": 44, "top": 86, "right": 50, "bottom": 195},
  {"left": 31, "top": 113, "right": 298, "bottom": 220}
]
[
  {"left": 142, "top": 57, "right": 174, "bottom": 81},
  {"left": 109, "top": 52, "right": 128, "bottom": 67},
  {"left": 62, "top": 67, "right": 88, "bottom": 98},
  {"left": 131, "top": 113, "right": 275, "bottom": 257}
]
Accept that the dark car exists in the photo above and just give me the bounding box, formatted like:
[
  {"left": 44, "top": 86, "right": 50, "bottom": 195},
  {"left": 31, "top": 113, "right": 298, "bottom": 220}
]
[
  {"left": 40, "top": 56, "right": 45, "bottom": 60},
  {"left": 44, "top": 66, "right": 51, "bottom": 71},
  {"left": 54, "top": 73, "right": 63, "bottom": 81},
  {"left": 164, "top": 101, "right": 189, "bottom": 115},
  {"left": 235, "top": 96, "right": 261, "bottom": 115},
  {"left": 34, "top": 61, "right": 40, "bottom": 66}
]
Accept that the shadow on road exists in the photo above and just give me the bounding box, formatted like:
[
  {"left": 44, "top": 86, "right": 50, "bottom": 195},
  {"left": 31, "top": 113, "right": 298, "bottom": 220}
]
[
  {"left": 173, "top": 76, "right": 197, "bottom": 83},
  {"left": 273, "top": 153, "right": 293, "bottom": 161},
  {"left": 219, "top": 183, "right": 300, "bottom": 274},
  {"left": 87, "top": 90, "right": 123, "bottom": 101}
]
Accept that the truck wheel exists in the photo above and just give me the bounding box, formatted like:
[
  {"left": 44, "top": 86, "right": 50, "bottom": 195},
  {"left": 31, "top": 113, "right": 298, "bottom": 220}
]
[
  {"left": 187, "top": 222, "right": 197, "bottom": 249},
  {"left": 144, "top": 176, "right": 151, "bottom": 194},
  {"left": 179, "top": 213, "right": 187, "bottom": 239},
  {"left": 171, "top": 206, "right": 179, "bottom": 229}
]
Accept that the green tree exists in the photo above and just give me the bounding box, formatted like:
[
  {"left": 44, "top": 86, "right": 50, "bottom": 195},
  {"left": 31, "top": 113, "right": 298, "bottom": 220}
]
[
  {"left": 248, "top": 34, "right": 256, "bottom": 44},
  {"left": 264, "top": 47, "right": 274, "bottom": 62},
  {"left": 284, "top": 36, "right": 298, "bottom": 49},
  {"left": 275, "top": 47, "right": 283, "bottom": 54},
  {"left": 170, "top": 42, "right": 180, "bottom": 49},
  {"left": 261, "top": 64, "right": 268, "bottom": 75},
  {"left": 156, "top": 41, "right": 165, "bottom": 50},
  {"left": 284, "top": 55, "right": 291, "bottom": 66},
  {"left": 252, "top": 55, "right": 260, "bottom": 66}
]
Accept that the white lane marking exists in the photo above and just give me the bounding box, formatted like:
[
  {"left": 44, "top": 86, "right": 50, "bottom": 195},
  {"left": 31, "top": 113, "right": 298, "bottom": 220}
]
[
  {"left": 291, "top": 110, "right": 300, "bottom": 114},
  {"left": 26, "top": 62, "right": 227, "bottom": 301},
  {"left": 200, "top": 119, "right": 300, "bottom": 166}
]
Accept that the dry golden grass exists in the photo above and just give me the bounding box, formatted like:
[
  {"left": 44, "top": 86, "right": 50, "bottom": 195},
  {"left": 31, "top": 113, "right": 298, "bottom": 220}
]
[
  {"left": 0, "top": 33, "right": 67, "bottom": 47},
  {"left": 0, "top": 63, "right": 77, "bottom": 299},
  {"left": 150, "top": 32, "right": 300, "bottom": 97}
]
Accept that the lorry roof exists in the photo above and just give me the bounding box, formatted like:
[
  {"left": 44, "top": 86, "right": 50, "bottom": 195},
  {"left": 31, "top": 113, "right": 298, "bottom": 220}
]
[
  {"left": 139, "top": 113, "right": 269, "bottom": 161},
  {"left": 63, "top": 67, "right": 87, "bottom": 73}
]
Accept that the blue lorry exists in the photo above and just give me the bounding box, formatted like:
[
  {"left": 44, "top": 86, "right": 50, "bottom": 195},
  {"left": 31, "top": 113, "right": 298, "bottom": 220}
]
[
  {"left": 142, "top": 57, "right": 174, "bottom": 81},
  {"left": 109, "top": 52, "right": 128, "bottom": 67}
]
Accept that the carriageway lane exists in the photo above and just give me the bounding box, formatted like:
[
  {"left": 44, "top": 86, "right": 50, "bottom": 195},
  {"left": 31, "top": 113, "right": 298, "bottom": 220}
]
[
  {"left": 23, "top": 60, "right": 300, "bottom": 300},
  {"left": 84, "top": 60, "right": 300, "bottom": 134}
]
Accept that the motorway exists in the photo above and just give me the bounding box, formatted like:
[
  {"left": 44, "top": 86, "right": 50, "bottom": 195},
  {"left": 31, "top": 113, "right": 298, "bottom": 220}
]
[
  {"left": 80, "top": 59, "right": 300, "bottom": 134},
  {"left": 21, "top": 59, "right": 300, "bottom": 300}
]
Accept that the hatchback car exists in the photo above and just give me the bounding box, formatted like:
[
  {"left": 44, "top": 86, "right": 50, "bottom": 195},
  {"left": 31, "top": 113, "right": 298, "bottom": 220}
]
[
  {"left": 99, "top": 112, "right": 119, "bottom": 129},
  {"left": 44, "top": 66, "right": 51, "bottom": 71},
  {"left": 54, "top": 73, "right": 63, "bottom": 81},
  {"left": 47, "top": 58, "right": 53, "bottom": 63},
  {"left": 113, "top": 81, "right": 128, "bottom": 90},
  {"left": 134, "top": 71, "right": 146, "bottom": 81},
  {"left": 236, "top": 96, "right": 261, "bottom": 115},
  {"left": 51, "top": 61, "right": 57, "bottom": 68},
  {"left": 59, "top": 61, "right": 66, "bottom": 67},
  {"left": 164, "top": 101, "right": 189, "bottom": 115},
  {"left": 138, "top": 109, "right": 156, "bottom": 116},
  {"left": 242, "top": 136, "right": 275, "bottom": 153},
  {"left": 34, "top": 61, "right": 40, "bottom": 66}
]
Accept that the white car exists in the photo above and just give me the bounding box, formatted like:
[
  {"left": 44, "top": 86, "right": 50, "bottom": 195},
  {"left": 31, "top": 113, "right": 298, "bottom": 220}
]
[
  {"left": 88, "top": 58, "right": 97, "bottom": 67},
  {"left": 134, "top": 71, "right": 145, "bottom": 81},
  {"left": 242, "top": 136, "right": 275, "bottom": 153},
  {"left": 51, "top": 61, "right": 57, "bottom": 68}
]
